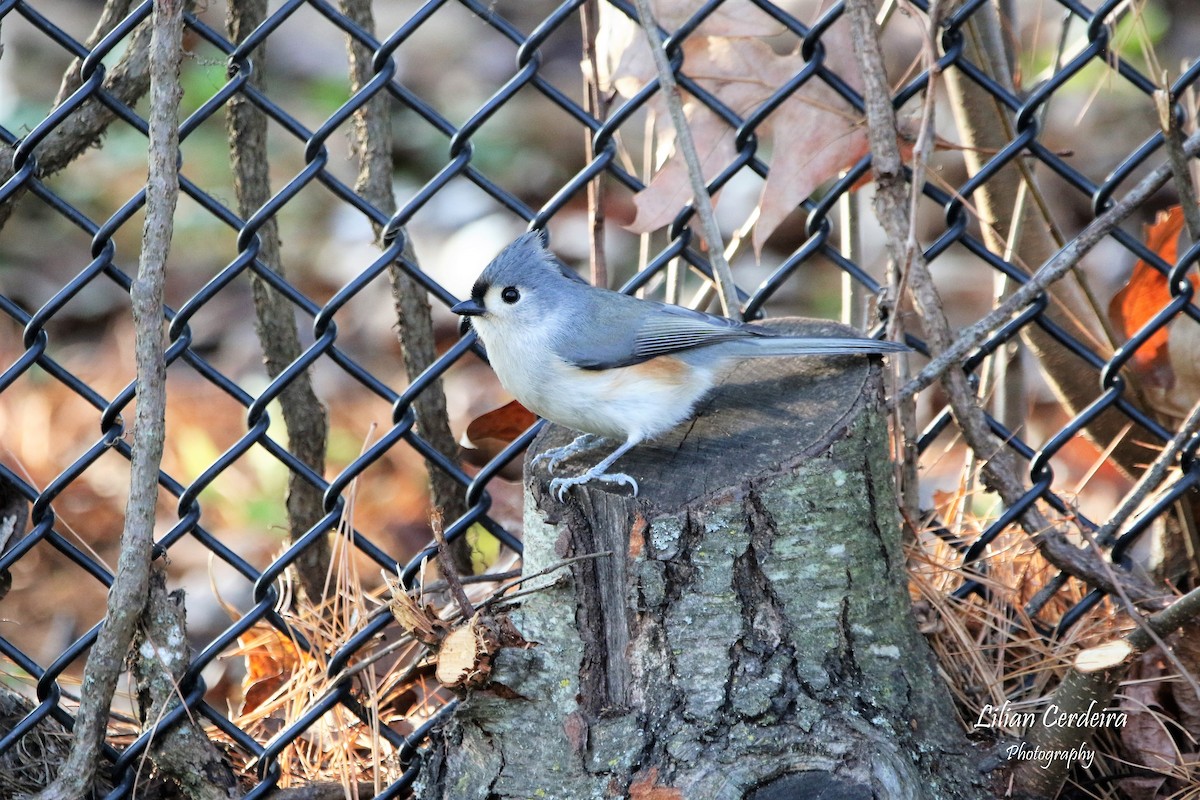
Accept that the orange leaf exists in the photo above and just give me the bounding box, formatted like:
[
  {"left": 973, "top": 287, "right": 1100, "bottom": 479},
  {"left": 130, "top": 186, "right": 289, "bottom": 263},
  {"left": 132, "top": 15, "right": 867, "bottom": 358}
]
[
  {"left": 1108, "top": 205, "right": 1197, "bottom": 386},
  {"left": 242, "top": 626, "right": 300, "bottom": 683},
  {"left": 465, "top": 400, "right": 537, "bottom": 445},
  {"left": 238, "top": 625, "right": 303, "bottom": 713},
  {"left": 629, "top": 767, "right": 683, "bottom": 800}
]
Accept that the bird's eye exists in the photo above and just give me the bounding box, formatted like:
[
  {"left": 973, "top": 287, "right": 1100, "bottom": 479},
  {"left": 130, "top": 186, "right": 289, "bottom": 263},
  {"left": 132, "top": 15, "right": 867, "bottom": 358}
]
[{"left": 501, "top": 286, "right": 520, "bottom": 304}]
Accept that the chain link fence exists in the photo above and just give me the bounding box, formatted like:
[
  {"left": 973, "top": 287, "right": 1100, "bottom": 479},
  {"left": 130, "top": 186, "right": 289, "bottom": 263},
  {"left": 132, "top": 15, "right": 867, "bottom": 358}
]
[{"left": 1, "top": 0, "right": 1197, "bottom": 796}]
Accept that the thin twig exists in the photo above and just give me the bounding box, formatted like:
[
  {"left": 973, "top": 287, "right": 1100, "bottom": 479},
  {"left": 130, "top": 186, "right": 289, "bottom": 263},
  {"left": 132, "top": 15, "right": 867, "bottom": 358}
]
[
  {"left": 53, "top": 0, "right": 135, "bottom": 105},
  {"left": 846, "top": 0, "right": 1161, "bottom": 605},
  {"left": 892, "top": 0, "right": 945, "bottom": 530},
  {"left": 0, "top": 3, "right": 155, "bottom": 233},
  {"left": 901, "top": 0, "right": 943, "bottom": 282},
  {"left": 341, "top": 554, "right": 611, "bottom": 682},
  {"left": 411, "top": 569, "right": 524, "bottom": 597},
  {"left": 431, "top": 512, "right": 474, "bottom": 619},
  {"left": 479, "top": 581, "right": 573, "bottom": 610},
  {"left": 582, "top": 0, "right": 610, "bottom": 288},
  {"left": 1156, "top": 89, "right": 1200, "bottom": 242},
  {"left": 334, "top": 633, "right": 421, "bottom": 683},
  {"left": 631, "top": 0, "right": 738, "bottom": 317},
  {"left": 892, "top": 126, "right": 1200, "bottom": 407},
  {"left": 1095, "top": 395, "right": 1200, "bottom": 549},
  {"left": 477, "top": 550, "right": 615, "bottom": 611},
  {"left": 34, "top": 1, "right": 181, "bottom": 795}
]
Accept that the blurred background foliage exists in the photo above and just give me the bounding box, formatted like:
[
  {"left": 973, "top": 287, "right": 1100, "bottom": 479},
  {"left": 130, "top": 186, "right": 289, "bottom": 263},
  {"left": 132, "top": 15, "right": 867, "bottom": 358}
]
[{"left": 1, "top": 0, "right": 1198, "bottom": 759}]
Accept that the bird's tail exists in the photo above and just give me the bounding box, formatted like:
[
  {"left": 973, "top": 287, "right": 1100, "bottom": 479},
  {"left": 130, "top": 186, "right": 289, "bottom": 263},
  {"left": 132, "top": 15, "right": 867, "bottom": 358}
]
[{"left": 735, "top": 336, "right": 908, "bottom": 357}]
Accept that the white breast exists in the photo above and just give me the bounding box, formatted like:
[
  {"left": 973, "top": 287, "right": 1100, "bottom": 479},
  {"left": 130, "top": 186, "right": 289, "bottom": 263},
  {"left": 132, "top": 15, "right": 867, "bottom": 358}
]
[{"left": 475, "top": 315, "right": 714, "bottom": 442}]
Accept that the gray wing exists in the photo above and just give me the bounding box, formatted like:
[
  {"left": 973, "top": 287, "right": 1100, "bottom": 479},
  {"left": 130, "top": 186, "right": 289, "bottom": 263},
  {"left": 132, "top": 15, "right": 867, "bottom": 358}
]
[
  {"left": 563, "top": 291, "right": 762, "bottom": 370},
  {"left": 629, "top": 303, "right": 762, "bottom": 360}
]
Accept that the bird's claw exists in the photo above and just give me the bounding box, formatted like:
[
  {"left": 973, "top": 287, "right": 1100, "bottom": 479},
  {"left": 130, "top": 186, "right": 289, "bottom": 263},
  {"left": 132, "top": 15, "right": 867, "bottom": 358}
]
[
  {"left": 531, "top": 434, "right": 603, "bottom": 474},
  {"left": 549, "top": 470, "right": 639, "bottom": 501},
  {"left": 531, "top": 450, "right": 571, "bottom": 474}
]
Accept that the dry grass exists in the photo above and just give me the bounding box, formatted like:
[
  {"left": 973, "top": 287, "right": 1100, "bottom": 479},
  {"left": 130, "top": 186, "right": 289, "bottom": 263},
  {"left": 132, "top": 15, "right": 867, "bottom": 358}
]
[
  {"left": 910, "top": 479, "right": 1200, "bottom": 799},
  {"left": 212, "top": 454, "right": 447, "bottom": 795},
  {"left": 209, "top": 463, "right": 529, "bottom": 795}
]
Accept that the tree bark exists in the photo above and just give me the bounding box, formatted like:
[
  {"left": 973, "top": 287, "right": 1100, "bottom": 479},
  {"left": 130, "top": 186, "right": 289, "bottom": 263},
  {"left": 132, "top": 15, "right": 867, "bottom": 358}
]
[
  {"left": 131, "top": 565, "right": 241, "bottom": 799},
  {"left": 226, "top": 0, "right": 332, "bottom": 603},
  {"left": 418, "top": 319, "right": 989, "bottom": 799}
]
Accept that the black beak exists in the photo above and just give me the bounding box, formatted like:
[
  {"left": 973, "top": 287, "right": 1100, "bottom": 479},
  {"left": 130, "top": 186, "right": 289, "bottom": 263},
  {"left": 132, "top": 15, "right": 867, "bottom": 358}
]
[{"left": 452, "top": 298, "right": 485, "bottom": 317}]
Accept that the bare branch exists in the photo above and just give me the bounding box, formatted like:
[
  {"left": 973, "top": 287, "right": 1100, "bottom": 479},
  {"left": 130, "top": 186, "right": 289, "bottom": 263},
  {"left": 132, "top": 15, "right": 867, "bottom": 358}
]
[
  {"left": 53, "top": 0, "right": 135, "bottom": 106},
  {"left": 131, "top": 565, "right": 241, "bottom": 799},
  {"left": 338, "top": 0, "right": 473, "bottom": 574},
  {"left": 1094, "top": 397, "right": 1200, "bottom": 551},
  {"left": 0, "top": 5, "right": 153, "bottom": 232},
  {"left": 1156, "top": 89, "right": 1200, "bottom": 242},
  {"left": 226, "top": 0, "right": 332, "bottom": 602},
  {"left": 938, "top": 5, "right": 1171, "bottom": 480},
  {"left": 631, "top": 0, "right": 738, "bottom": 317},
  {"left": 845, "top": 0, "right": 1162, "bottom": 604},
  {"left": 894, "top": 126, "right": 1200, "bottom": 406},
  {"left": 1015, "top": 581, "right": 1200, "bottom": 797},
  {"left": 33, "top": 0, "right": 182, "bottom": 794}
]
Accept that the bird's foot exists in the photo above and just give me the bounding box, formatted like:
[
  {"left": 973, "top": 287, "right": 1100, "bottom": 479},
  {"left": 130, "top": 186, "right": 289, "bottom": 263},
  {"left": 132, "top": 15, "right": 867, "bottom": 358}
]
[
  {"left": 549, "top": 468, "right": 639, "bottom": 501},
  {"left": 531, "top": 434, "right": 605, "bottom": 474}
]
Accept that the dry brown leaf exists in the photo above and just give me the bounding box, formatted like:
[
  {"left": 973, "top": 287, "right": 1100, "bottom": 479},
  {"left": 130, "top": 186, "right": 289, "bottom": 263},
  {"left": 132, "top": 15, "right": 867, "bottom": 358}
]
[
  {"left": 386, "top": 581, "right": 449, "bottom": 647},
  {"left": 629, "top": 97, "right": 740, "bottom": 234},
  {"left": 746, "top": 30, "right": 867, "bottom": 254},
  {"left": 644, "top": 0, "right": 784, "bottom": 38},
  {"left": 459, "top": 400, "right": 536, "bottom": 479},
  {"left": 599, "top": 4, "right": 870, "bottom": 252},
  {"left": 594, "top": 0, "right": 784, "bottom": 97},
  {"left": 465, "top": 400, "right": 537, "bottom": 445},
  {"left": 1118, "top": 651, "right": 1180, "bottom": 799}
]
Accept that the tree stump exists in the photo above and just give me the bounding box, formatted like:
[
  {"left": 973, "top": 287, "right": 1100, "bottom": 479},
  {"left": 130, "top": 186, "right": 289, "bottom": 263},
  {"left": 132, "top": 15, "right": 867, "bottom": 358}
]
[{"left": 419, "top": 319, "right": 987, "bottom": 799}]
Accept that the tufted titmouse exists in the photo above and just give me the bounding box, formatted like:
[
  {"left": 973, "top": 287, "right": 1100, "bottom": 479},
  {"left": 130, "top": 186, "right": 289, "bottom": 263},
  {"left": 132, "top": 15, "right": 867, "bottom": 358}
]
[{"left": 452, "top": 232, "right": 906, "bottom": 499}]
